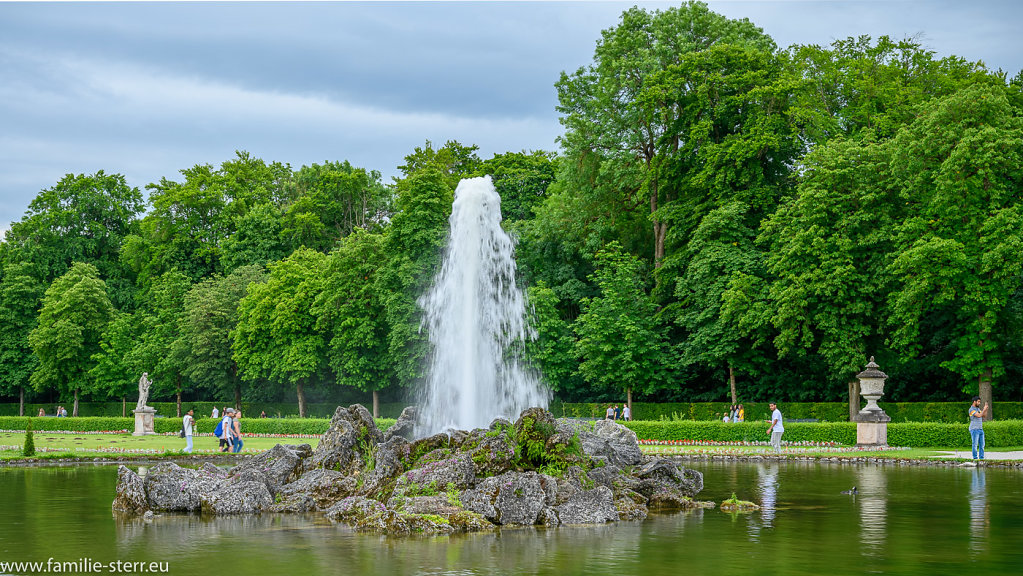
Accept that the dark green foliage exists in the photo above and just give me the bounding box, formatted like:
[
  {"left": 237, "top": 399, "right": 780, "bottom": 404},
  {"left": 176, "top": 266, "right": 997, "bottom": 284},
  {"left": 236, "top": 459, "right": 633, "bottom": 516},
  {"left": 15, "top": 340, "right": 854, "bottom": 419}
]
[
  {"left": 512, "top": 415, "right": 585, "bottom": 476},
  {"left": 22, "top": 418, "right": 35, "bottom": 456}
]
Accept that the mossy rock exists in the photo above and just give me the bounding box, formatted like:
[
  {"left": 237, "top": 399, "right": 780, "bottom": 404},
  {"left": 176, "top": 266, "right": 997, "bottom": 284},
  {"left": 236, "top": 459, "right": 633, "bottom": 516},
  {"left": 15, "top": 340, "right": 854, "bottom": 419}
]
[{"left": 720, "top": 493, "right": 760, "bottom": 513}]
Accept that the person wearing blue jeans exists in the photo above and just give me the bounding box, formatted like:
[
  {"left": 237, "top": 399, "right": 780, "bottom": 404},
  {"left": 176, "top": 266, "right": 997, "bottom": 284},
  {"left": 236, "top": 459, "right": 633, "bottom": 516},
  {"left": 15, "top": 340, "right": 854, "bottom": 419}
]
[
  {"left": 969, "top": 396, "right": 989, "bottom": 460},
  {"left": 232, "top": 411, "right": 244, "bottom": 453}
]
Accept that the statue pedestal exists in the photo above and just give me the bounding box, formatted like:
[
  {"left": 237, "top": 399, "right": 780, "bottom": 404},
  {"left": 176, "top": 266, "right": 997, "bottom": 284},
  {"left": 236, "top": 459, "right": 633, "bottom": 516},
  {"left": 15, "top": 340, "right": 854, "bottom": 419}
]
[
  {"left": 855, "top": 409, "right": 890, "bottom": 447},
  {"left": 133, "top": 408, "right": 157, "bottom": 436}
]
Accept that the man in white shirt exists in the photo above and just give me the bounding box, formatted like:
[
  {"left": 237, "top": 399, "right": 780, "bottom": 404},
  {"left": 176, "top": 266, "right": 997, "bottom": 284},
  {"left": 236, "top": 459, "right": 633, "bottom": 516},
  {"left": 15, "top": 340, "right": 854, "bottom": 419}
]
[
  {"left": 211, "top": 406, "right": 219, "bottom": 419},
  {"left": 767, "top": 402, "right": 784, "bottom": 453},
  {"left": 182, "top": 408, "right": 194, "bottom": 453}
]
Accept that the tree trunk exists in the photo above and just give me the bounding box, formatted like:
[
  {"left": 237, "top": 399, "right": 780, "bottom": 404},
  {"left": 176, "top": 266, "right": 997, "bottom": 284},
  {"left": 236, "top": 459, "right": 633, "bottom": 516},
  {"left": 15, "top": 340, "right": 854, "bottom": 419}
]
[
  {"left": 372, "top": 390, "right": 379, "bottom": 419},
  {"left": 234, "top": 383, "right": 241, "bottom": 411},
  {"left": 980, "top": 369, "right": 993, "bottom": 421},
  {"left": 73, "top": 388, "right": 79, "bottom": 417},
  {"left": 122, "top": 396, "right": 126, "bottom": 418},
  {"left": 297, "top": 380, "right": 307, "bottom": 418},
  {"left": 848, "top": 379, "right": 860, "bottom": 422},
  {"left": 19, "top": 387, "right": 24, "bottom": 417},
  {"left": 176, "top": 378, "right": 182, "bottom": 418},
  {"left": 728, "top": 364, "right": 737, "bottom": 404}
]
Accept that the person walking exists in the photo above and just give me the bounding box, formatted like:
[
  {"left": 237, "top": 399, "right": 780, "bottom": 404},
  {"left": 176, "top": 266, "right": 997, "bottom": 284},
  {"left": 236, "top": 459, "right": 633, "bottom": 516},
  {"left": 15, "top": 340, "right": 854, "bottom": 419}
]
[
  {"left": 231, "top": 410, "right": 244, "bottom": 453},
  {"left": 605, "top": 404, "right": 615, "bottom": 420},
  {"left": 767, "top": 402, "right": 784, "bottom": 453},
  {"left": 219, "top": 408, "right": 235, "bottom": 452},
  {"left": 182, "top": 408, "right": 195, "bottom": 453},
  {"left": 969, "top": 395, "right": 990, "bottom": 460},
  {"left": 622, "top": 404, "right": 631, "bottom": 422},
  {"left": 211, "top": 406, "right": 219, "bottom": 419},
  {"left": 736, "top": 404, "right": 745, "bottom": 423}
]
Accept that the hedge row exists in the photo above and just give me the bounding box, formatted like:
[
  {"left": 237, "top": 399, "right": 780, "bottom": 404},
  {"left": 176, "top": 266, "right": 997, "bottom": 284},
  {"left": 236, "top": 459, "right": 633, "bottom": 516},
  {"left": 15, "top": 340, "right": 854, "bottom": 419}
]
[
  {"left": 1, "top": 402, "right": 409, "bottom": 419},
  {"left": 0, "top": 416, "right": 397, "bottom": 435},
  {"left": 620, "top": 420, "right": 1023, "bottom": 448},
  {"left": 551, "top": 401, "right": 1023, "bottom": 423}
]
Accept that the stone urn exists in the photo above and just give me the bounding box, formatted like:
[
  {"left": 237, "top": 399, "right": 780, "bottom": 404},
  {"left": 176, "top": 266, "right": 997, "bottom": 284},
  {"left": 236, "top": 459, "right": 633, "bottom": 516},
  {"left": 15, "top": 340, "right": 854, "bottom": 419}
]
[
  {"left": 855, "top": 356, "right": 890, "bottom": 446},
  {"left": 857, "top": 357, "right": 887, "bottom": 416}
]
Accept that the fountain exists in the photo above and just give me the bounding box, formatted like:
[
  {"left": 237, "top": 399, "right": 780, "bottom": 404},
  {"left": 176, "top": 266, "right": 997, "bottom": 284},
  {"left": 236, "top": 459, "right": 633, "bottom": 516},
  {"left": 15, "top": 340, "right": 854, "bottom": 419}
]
[{"left": 415, "top": 176, "right": 548, "bottom": 436}]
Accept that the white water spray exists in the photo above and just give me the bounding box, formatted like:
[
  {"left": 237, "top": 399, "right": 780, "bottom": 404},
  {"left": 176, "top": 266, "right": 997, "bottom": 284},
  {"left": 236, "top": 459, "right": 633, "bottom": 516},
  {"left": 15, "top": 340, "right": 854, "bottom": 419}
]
[{"left": 416, "top": 176, "right": 548, "bottom": 436}]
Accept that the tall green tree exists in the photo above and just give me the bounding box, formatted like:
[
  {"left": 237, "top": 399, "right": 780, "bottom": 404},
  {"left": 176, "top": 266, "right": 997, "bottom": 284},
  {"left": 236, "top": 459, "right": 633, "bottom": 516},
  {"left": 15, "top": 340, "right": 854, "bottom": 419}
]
[
  {"left": 29, "top": 262, "right": 114, "bottom": 416},
  {"left": 233, "top": 248, "right": 330, "bottom": 417},
  {"left": 88, "top": 310, "right": 143, "bottom": 416},
  {"left": 286, "top": 161, "right": 389, "bottom": 251},
  {"left": 886, "top": 85, "right": 1023, "bottom": 417},
  {"left": 672, "top": 202, "right": 764, "bottom": 403},
  {"left": 179, "top": 265, "right": 267, "bottom": 408},
  {"left": 3, "top": 171, "right": 143, "bottom": 308},
  {"left": 787, "top": 35, "right": 998, "bottom": 145},
  {"left": 480, "top": 150, "right": 557, "bottom": 222},
  {"left": 749, "top": 134, "right": 899, "bottom": 416},
  {"left": 377, "top": 166, "right": 454, "bottom": 390},
  {"left": 525, "top": 282, "right": 581, "bottom": 398},
  {"left": 572, "top": 242, "right": 670, "bottom": 405},
  {"left": 0, "top": 263, "right": 44, "bottom": 415},
  {"left": 313, "top": 229, "right": 390, "bottom": 416},
  {"left": 556, "top": 2, "right": 776, "bottom": 268}
]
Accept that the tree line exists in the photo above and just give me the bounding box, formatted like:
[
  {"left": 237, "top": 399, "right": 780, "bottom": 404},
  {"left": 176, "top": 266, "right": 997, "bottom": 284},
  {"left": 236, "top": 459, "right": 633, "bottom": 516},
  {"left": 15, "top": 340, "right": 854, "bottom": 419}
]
[{"left": 2, "top": 2, "right": 1022, "bottom": 418}]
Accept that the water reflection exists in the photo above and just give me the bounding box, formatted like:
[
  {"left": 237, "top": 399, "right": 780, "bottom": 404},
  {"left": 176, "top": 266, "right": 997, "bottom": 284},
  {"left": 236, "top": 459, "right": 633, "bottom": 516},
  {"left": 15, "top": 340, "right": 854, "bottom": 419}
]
[
  {"left": 856, "top": 466, "right": 887, "bottom": 559},
  {"left": 969, "top": 468, "right": 988, "bottom": 554},
  {"left": 747, "top": 462, "right": 778, "bottom": 541}
]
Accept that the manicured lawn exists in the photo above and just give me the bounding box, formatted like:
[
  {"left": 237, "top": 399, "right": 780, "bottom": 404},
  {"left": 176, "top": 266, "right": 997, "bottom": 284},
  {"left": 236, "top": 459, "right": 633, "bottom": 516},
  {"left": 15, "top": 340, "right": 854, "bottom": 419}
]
[{"left": 0, "top": 431, "right": 320, "bottom": 457}]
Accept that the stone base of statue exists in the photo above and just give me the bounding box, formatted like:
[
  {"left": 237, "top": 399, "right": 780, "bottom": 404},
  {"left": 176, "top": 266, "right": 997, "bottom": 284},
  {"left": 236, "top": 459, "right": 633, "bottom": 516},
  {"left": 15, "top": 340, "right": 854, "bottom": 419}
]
[
  {"left": 855, "top": 409, "right": 890, "bottom": 447},
  {"left": 133, "top": 407, "right": 157, "bottom": 436}
]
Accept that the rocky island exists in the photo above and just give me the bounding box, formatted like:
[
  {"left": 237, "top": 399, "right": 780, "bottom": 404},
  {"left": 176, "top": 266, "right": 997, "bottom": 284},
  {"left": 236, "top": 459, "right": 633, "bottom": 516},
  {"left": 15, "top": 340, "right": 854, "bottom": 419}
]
[{"left": 113, "top": 405, "right": 709, "bottom": 534}]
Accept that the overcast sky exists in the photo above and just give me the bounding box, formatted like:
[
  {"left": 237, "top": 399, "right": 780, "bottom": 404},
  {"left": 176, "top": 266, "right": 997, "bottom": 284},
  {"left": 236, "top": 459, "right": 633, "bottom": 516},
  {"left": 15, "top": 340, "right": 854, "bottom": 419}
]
[{"left": 1, "top": 1, "right": 1020, "bottom": 233}]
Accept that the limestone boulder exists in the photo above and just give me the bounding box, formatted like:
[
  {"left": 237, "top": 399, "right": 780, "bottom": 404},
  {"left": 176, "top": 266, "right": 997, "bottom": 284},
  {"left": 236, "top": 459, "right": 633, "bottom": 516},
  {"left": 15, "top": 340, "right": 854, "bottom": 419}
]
[
  {"left": 200, "top": 480, "right": 273, "bottom": 515},
  {"left": 460, "top": 471, "right": 556, "bottom": 525},
  {"left": 229, "top": 443, "right": 311, "bottom": 495},
  {"left": 361, "top": 436, "right": 410, "bottom": 496},
  {"left": 553, "top": 486, "right": 618, "bottom": 525},
  {"left": 460, "top": 428, "right": 516, "bottom": 477},
  {"left": 306, "top": 404, "right": 381, "bottom": 475},
  {"left": 395, "top": 452, "right": 475, "bottom": 492},
  {"left": 112, "top": 465, "right": 149, "bottom": 515},
  {"left": 142, "top": 462, "right": 225, "bottom": 512},
  {"left": 280, "top": 468, "right": 358, "bottom": 509},
  {"left": 383, "top": 406, "right": 417, "bottom": 442},
  {"left": 632, "top": 458, "right": 704, "bottom": 508}
]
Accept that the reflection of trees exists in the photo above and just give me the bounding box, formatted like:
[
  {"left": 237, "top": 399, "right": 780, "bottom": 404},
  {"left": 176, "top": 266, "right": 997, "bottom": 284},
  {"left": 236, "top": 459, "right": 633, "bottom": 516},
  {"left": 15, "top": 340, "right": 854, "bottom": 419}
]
[
  {"left": 969, "top": 468, "right": 988, "bottom": 554},
  {"left": 856, "top": 465, "right": 887, "bottom": 559}
]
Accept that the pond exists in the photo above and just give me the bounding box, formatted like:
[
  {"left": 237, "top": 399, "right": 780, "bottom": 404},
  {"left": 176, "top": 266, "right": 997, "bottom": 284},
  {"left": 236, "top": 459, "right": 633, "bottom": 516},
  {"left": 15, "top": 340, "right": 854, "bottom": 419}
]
[{"left": 1, "top": 460, "right": 1020, "bottom": 575}]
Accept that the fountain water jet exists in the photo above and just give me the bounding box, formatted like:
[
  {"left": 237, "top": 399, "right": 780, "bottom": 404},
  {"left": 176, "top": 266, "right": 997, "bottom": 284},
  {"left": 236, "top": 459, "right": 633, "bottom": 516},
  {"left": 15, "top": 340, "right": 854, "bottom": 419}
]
[{"left": 415, "top": 176, "right": 548, "bottom": 436}]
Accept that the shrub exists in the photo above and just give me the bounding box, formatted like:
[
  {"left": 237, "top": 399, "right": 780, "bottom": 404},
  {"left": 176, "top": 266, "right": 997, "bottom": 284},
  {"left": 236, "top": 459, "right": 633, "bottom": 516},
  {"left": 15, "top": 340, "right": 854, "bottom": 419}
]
[{"left": 22, "top": 418, "right": 35, "bottom": 456}]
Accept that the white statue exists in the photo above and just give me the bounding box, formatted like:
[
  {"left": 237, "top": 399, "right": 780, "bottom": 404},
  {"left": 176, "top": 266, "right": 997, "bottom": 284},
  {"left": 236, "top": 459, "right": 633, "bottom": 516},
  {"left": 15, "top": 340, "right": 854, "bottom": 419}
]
[{"left": 136, "top": 372, "right": 152, "bottom": 410}]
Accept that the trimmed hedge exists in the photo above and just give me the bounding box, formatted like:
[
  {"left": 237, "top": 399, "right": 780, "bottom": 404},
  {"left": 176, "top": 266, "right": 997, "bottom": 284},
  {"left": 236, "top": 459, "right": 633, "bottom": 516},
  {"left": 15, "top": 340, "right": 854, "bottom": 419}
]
[
  {"left": 0, "top": 416, "right": 396, "bottom": 435},
  {"left": 551, "top": 401, "right": 1023, "bottom": 423},
  {"left": 0, "top": 402, "right": 409, "bottom": 419},
  {"left": 621, "top": 419, "right": 1023, "bottom": 448}
]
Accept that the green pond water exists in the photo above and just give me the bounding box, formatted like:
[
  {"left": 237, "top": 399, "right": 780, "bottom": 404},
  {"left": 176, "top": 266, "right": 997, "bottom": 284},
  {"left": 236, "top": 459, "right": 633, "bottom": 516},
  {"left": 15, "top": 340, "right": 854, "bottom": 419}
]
[{"left": 1, "top": 460, "right": 1020, "bottom": 575}]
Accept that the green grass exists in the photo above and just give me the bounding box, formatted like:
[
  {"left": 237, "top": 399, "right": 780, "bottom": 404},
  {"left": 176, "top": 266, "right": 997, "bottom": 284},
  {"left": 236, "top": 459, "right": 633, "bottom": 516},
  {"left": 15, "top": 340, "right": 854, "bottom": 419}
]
[{"left": 0, "top": 431, "right": 320, "bottom": 456}]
